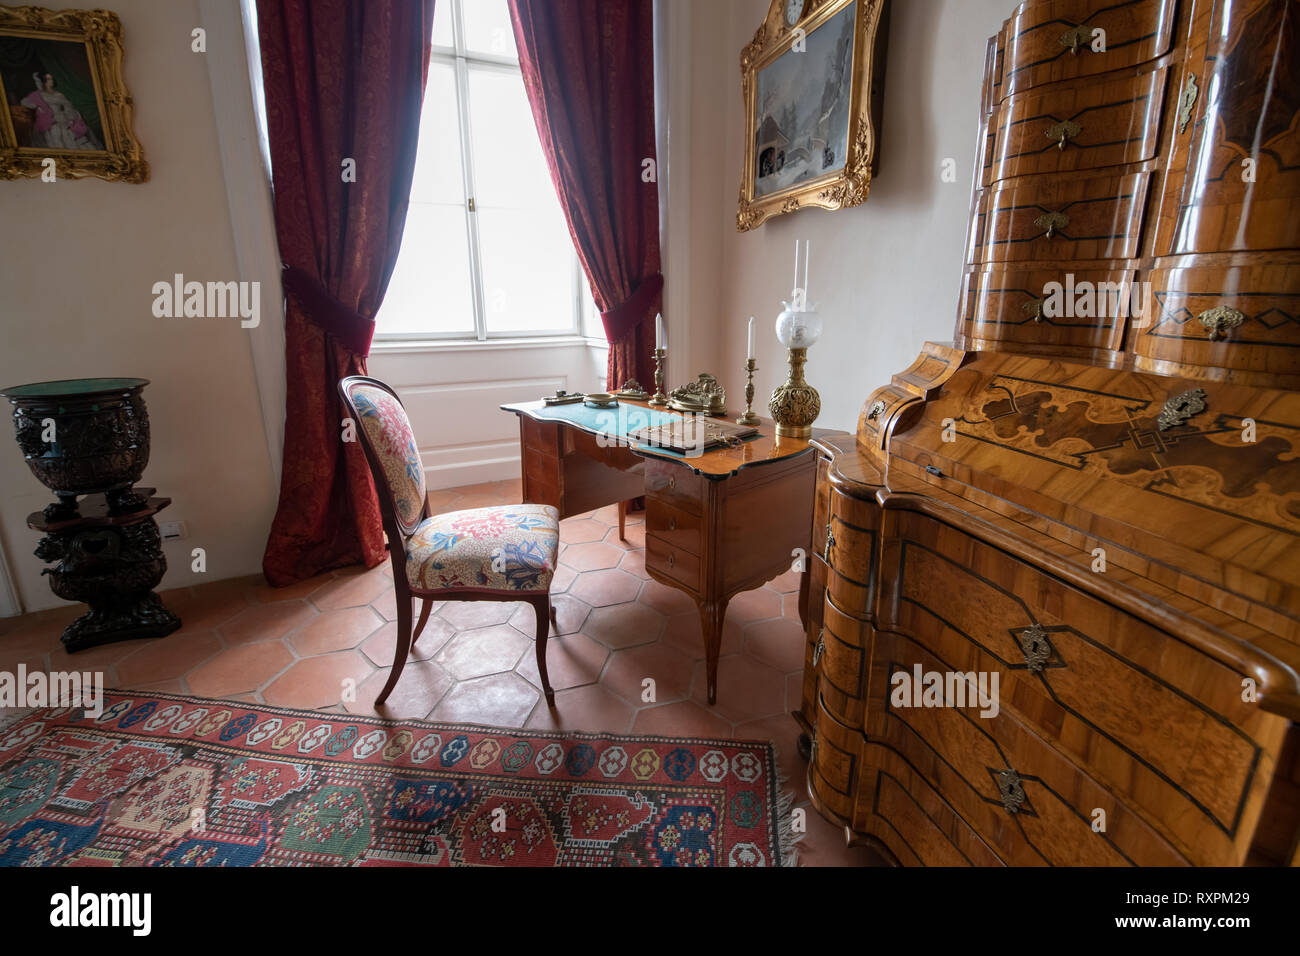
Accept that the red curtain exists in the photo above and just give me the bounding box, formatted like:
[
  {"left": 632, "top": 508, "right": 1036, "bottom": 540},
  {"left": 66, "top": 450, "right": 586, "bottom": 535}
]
[
  {"left": 257, "top": 0, "right": 435, "bottom": 585},
  {"left": 508, "top": 0, "right": 663, "bottom": 390}
]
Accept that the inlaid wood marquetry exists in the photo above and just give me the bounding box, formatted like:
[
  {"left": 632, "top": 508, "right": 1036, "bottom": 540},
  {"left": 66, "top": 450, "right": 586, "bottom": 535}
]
[{"left": 796, "top": 0, "right": 1300, "bottom": 868}]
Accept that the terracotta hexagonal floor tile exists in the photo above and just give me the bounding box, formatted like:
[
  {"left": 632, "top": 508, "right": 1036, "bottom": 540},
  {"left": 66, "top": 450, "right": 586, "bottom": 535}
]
[
  {"left": 360, "top": 618, "right": 456, "bottom": 667},
  {"left": 288, "top": 605, "right": 384, "bottom": 656},
  {"left": 743, "top": 616, "right": 806, "bottom": 673},
  {"left": 515, "top": 632, "right": 610, "bottom": 692},
  {"left": 631, "top": 699, "right": 732, "bottom": 739},
  {"left": 786, "top": 670, "right": 805, "bottom": 713},
  {"left": 437, "top": 600, "right": 518, "bottom": 630},
  {"left": 247, "top": 571, "right": 334, "bottom": 603},
  {"left": 569, "top": 568, "right": 641, "bottom": 607},
  {"left": 47, "top": 637, "right": 146, "bottom": 676},
  {"left": 767, "top": 568, "right": 803, "bottom": 593},
  {"left": 369, "top": 588, "right": 400, "bottom": 622},
  {"left": 727, "top": 587, "right": 782, "bottom": 626},
  {"left": 432, "top": 624, "right": 530, "bottom": 680},
  {"left": 637, "top": 579, "right": 696, "bottom": 615},
  {"left": 560, "top": 541, "right": 624, "bottom": 572},
  {"left": 506, "top": 593, "right": 591, "bottom": 637},
  {"left": 171, "top": 582, "right": 250, "bottom": 632},
  {"left": 690, "top": 653, "right": 788, "bottom": 723},
  {"left": 589, "top": 504, "right": 620, "bottom": 527},
  {"left": 525, "top": 683, "right": 635, "bottom": 733},
  {"left": 605, "top": 522, "right": 645, "bottom": 550},
  {"left": 348, "top": 659, "right": 454, "bottom": 719},
  {"left": 660, "top": 612, "right": 741, "bottom": 660},
  {"left": 550, "top": 565, "right": 577, "bottom": 593},
  {"left": 618, "top": 549, "right": 649, "bottom": 580},
  {"left": 430, "top": 672, "right": 539, "bottom": 727},
  {"left": 262, "top": 650, "right": 373, "bottom": 710},
  {"left": 116, "top": 632, "right": 223, "bottom": 687},
  {"left": 219, "top": 601, "right": 317, "bottom": 646},
  {"left": 795, "top": 801, "right": 885, "bottom": 866},
  {"left": 188, "top": 641, "right": 293, "bottom": 698},
  {"left": 602, "top": 642, "right": 695, "bottom": 705},
  {"left": 558, "top": 517, "right": 606, "bottom": 544},
  {"left": 309, "top": 567, "right": 391, "bottom": 610},
  {"left": 582, "top": 603, "right": 665, "bottom": 650}
]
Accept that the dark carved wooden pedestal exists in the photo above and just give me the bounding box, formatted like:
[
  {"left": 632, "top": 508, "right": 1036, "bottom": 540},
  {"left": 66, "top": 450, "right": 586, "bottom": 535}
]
[{"left": 27, "top": 490, "right": 181, "bottom": 651}]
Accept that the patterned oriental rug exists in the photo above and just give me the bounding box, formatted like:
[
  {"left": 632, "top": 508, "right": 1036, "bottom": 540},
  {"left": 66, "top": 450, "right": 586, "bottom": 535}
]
[{"left": 0, "top": 692, "right": 797, "bottom": 867}]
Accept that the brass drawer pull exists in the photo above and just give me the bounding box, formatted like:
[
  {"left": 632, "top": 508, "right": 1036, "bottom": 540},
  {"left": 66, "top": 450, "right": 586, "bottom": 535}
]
[
  {"left": 866, "top": 399, "right": 886, "bottom": 421},
  {"left": 1044, "top": 119, "right": 1081, "bottom": 150},
  {"left": 1022, "top": 298, "right": 1043, "bottom": 323},
  {"left": 813, "top": 629, "right": 825, "bottom": 667},
  {"left": 1178, "top": 72, "right": 1199, "bottom": 134},
  {"left": 1034, "top": 210, "right": 1070, "bottom": 239},
  {"left": 1198, "top": 305, "right": 1245, "bottom": 341},
  {"left": 668, "top": 476, "right": 676, "bottom": 490},
  {"left": 668, "top": 516, "right": 677, "bottom": 531},
  {"left": 824, "top": 523, "right": 835, "bottom": 559},
  {"left": 995, "top": 768, "right": 1027, "bottom": 814},
  {"left": 1058, "top": 24, "right": 1092, "bottom": 55}
]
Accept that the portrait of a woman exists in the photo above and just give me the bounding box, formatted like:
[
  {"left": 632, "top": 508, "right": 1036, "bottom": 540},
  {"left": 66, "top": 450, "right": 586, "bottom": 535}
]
[{"left": 20, "top": 71, "right": 102, "bottom": 150}]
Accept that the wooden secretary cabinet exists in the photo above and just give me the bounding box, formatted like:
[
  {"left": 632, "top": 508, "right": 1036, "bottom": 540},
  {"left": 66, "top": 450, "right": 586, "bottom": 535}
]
[{"left": 795, "top": 0, "right": 1300, "bottom": 866}]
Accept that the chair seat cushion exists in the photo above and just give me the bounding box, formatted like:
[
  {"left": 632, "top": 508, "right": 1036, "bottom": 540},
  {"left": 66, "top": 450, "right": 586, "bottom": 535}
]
[{"left": 405, "top": 504, "right": 560, "bottom": 593}]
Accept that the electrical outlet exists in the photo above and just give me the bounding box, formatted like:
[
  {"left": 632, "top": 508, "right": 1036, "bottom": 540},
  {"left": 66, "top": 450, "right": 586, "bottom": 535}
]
[{"left": 159, "top": 520, "right": 187, "bottom": 541}]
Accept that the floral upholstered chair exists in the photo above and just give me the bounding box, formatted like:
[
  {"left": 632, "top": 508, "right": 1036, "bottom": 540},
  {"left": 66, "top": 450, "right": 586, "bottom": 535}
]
[{"left": 338, "top": 376, "right": 560, "bottom": 708}]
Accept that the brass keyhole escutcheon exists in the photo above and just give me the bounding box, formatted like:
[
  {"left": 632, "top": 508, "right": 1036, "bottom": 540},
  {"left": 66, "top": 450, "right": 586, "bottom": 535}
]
[
  {"left": 1058, "top": 24, "right": 1091, "bottom": 54},
  {"left": 1022, "top": 298, "right": 1043, "bottom": 323},
  {"left": 668, "top": 516, "right": 677, "bottom": 531},
  {"left": 668, "top": 552, "right": 676, "bottom": 567},
  {"left": 668, "top": 476, "right": 676, "bottom": 489}
]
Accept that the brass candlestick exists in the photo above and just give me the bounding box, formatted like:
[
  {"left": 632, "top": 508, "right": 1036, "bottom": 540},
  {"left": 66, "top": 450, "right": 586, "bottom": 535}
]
[
  {"left": 736, "top": 358, "right": 759, "bottom": 426},
  {"left": 768, "top": 347, "right": 821, "bottom": 439},
  {"left": 649, "top": 348, "right": 668, "bottom": 406}
]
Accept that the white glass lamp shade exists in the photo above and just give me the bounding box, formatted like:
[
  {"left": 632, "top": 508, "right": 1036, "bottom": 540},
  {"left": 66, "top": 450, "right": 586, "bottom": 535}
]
[{"left": 775, "top": 306, "right": 823, "bottom": 349}]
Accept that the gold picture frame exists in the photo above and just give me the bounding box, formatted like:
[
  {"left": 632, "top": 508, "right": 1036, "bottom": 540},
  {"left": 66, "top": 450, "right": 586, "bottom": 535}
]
[
  {"left": 737, "top": 0, "right": 888, "bottom": 231},
  {"left": 0, "top": 5, "right": 148, "bottom": 182}
]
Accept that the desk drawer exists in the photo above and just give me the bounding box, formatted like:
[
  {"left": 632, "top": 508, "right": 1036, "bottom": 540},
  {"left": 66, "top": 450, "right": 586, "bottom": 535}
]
[
  {"left": 819, "top": 593, "right": 869, "bottom": 727},
  {"left": 646, "top": 532, "right": 701, "bottom": 593},
  {"left": 969, "top": 171, "right": 1151, "bottom": 264},
  {"left": 645, "top": 497, "right": 703, "bottom": 556},
  {"left": 810, "top": 694, "right": 860, "bottom": 824},
  {"left": 875, "top": 632, "right": 1189, "bottom": 866},
  {"left": 644, "top": 458, "right": 703, "bottom": 514},
  {"left": 1000, "top": 0, "right": 1176, "bottom": 99},
  {"left": 825, "top": 487, "right": 877, "bottom": 617},
  {"left": 798, "top": 553, "right": 829, "bottom": 726},
  {"left": 888, "top": 510, "right": 1280, "bottom": 864}
]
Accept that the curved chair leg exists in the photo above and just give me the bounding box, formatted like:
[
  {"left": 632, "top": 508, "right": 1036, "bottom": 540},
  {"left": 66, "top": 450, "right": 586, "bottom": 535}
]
[
  {"left": 549, "top": 605, "right": 558, "bottom": 633},
  {"left": 375, "top": 582, "right": 414, "bottom": 706},
  {"left": 412, "top": 597, "right": 433, "bottom": 644},
  {"left": 533, "top": 596, "right": 556, "bottom": 707}
]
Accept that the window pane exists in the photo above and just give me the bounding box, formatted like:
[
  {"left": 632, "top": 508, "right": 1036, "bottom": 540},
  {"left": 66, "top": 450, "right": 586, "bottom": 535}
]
[
  {"left": 477, "top": 206, "right": 574, "bottom": 332},
  {"left": 377, "top": 62, "right": 473, "bottom": 336},
  {"left": 467, "top": 65, "right": 574, "bottom": 333},
  {"left": 380, "top": 205, "right": 476, "bottom": 335},
  {"left": 462, "top": 0, "right": 517, "bottom": 58},
  {"left": 431, "top": 0, "right": 453, "bottom": 48}
]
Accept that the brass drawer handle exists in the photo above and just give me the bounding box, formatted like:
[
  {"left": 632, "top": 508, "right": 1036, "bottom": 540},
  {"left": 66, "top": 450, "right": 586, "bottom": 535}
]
[
  {"left": 866, "top": 399, "right": 886, "bottom": 421},
  {"left": 1058, "top": 24, "right": 1092, "bottom": 55},
  {"left": 668, "top": 516, "right": 677, "bottom": 531},
  {"left": 1034, "top": 210, "right": 1070, "bottom": 239},
  {"left": 824, "top": 523, "right": 835, "bottom": 559},
  {"left": 1198, "top": 305, "right": 1245, "bottom": 341},
  {"left": 813, "top": 629, "right": 825, "bottom": 667},
  {"left": 995, "top": 768, "right": 1027, "bottom": 814},
  {"left": 668, "top": 552, "right": 676, "bottom": 567},
  {"left": 1044, "top": 119, "right": 1081, "bottom": 150},
  {"left": 1178, "top": 72, "right": 1199, "bottom": 134},
  {"left": 668, "top": 476, "right": 676, "bottom": 490}
]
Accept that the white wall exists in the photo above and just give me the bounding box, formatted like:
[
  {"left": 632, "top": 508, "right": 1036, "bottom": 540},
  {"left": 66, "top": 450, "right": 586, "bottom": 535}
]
[
  {"left": 0, "top": 0, "right": 279, "bottom": 612},
  {"left": 678, "top": 0, "right": 1011, "bottom": 431}
]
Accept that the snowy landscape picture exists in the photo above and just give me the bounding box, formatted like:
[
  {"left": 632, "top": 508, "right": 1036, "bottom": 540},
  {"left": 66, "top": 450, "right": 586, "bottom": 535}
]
[{"left": 753, "top": 1, "right": 856, "bottom": 199}]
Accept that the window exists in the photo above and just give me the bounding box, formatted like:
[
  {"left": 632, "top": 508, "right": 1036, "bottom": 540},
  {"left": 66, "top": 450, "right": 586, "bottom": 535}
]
[{"left": 377, "top": 0, "right": 587, "bottom": 341}]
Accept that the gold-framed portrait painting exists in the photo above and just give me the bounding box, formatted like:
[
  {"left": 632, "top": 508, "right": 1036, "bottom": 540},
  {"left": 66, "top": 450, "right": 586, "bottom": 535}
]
[
  {"left": 0, "top": 5, "right": 147, "bottom": 182},
  {"left": 738, "top": 0, "right": 888, "bottom": 231}
]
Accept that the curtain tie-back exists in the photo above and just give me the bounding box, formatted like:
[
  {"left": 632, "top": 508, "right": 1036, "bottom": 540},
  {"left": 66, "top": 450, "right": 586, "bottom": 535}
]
[
  {"left": 599, "top": 272, "right": 663, "bottom": 344},
  {"left": 281, "top": 264, "right": 376, "bottom": 357}
]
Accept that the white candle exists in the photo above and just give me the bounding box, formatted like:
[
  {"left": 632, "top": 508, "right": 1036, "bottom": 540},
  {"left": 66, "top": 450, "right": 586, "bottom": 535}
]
[
  {"left": 803, "top": 239, "right": 810, "bottom": 305},
  {"left": 792, "top": 239, "right": 800, "bottom": 294},
  {"left": 655, "top": 312, "right": 664, "bottom": 350},
  {"left": 747, "top": 316, "right": 755, "bottom": 360}
]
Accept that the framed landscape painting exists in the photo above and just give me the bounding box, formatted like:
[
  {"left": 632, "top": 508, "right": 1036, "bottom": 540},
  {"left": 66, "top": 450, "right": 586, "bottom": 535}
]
[
  {"left": 738, "top": 0, "right": 889, "bottom": 231},
  {"left": 0, "top": 6, "right": 148, "bottom": 182}
]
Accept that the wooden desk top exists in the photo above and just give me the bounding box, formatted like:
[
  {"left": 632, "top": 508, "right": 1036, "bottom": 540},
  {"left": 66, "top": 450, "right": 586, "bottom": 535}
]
[{"left": 502, "top": 397, "right": 849, "bottom": 479}]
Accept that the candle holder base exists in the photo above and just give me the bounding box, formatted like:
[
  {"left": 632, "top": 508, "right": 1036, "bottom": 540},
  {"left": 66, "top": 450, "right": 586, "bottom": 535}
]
[{"left": 649, "top": 347, "right": 668, "bottom": 406}]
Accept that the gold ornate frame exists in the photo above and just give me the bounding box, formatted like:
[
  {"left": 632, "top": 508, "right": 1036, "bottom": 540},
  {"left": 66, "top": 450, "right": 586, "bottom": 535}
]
[
  {"left": 737, "top": 0, "right": 888, "bottom": 231},
  {"left": 0, "top": 6, "right": 148, "bottom": 182}
]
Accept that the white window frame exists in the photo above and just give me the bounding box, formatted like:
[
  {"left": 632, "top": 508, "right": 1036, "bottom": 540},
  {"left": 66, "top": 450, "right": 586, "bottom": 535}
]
[{"left": 376, "top": 0, "right": 583, "bottom": 343}]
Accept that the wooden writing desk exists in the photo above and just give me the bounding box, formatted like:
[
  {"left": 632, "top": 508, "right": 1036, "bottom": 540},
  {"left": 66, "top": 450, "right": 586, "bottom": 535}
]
[{"left": 501, "top": 398, "right": 844, "bottom": 704}]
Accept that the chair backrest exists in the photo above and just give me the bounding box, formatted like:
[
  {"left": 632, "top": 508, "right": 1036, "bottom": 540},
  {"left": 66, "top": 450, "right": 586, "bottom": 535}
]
[{"left": 338, "top": 375, "right": 428, "bottom": 541}]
